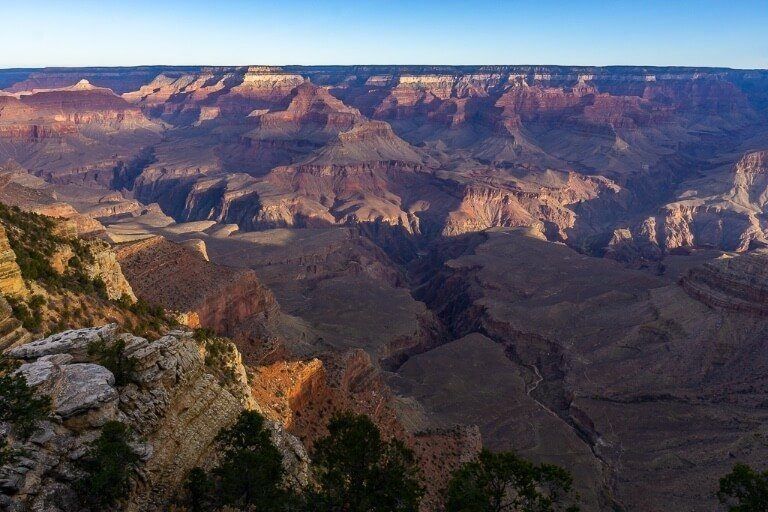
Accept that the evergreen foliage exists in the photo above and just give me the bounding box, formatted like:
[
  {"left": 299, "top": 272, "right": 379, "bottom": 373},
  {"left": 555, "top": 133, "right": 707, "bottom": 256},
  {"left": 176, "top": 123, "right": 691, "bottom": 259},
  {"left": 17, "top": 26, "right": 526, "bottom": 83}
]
[
  {"left": 446, "top": 449, "right": 580, "bottom": 512},
  {"left": 718, "top": 463, "right": 768, "bottom": 512},
  {"left": 74, "top": 421, "right": 140, "bottom": 510}
]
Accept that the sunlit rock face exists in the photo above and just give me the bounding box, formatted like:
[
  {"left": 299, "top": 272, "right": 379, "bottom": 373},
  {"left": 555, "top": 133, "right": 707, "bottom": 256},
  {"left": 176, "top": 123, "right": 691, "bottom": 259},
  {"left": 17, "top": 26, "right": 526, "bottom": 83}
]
[{"left": 2, "top": 65, "right": 767, "bottom": 253}]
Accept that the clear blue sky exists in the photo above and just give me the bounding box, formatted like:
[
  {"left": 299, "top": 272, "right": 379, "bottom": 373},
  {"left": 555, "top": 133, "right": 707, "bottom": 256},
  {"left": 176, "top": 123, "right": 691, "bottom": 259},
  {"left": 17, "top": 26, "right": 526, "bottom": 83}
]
[{"left": 2, "top": 0, "right": 767, "bottom": 69}]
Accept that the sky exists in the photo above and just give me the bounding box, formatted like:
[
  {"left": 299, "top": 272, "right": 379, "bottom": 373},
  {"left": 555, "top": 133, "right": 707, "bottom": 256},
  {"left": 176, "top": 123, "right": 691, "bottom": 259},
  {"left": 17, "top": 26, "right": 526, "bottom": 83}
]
[{"left": 2, "top": 0, "right": 767, "bottom": 69}]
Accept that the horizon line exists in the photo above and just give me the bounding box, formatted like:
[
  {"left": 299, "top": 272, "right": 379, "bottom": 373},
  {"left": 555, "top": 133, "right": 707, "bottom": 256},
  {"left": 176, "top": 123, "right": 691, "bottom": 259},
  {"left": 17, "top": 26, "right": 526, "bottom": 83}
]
[{"left": 2, "top": 64, "right": 767, "bottom": 72}]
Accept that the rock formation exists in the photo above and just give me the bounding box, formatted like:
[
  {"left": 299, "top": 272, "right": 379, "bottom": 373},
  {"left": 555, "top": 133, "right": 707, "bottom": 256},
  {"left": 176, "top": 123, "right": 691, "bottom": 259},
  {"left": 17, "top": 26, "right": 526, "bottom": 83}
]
[
  {"left": 1, "top": 325, "right": 309, "bottom": 511},
  {"left": 82, "top": 240, "right": 137, "bottom": 301},
  {"left": 115, "top": 236, "right": 279, "bottom": 341},
  {"left": 0, "top": 224, "right": 27, "bottom": 299},
  {"left": 0, "top": 296, "right": 32, "bottom": 351},
  {"left": 680, "top": 250, "right": 768, "bottom": 313},
  {"left": 2, "top": 65, "right": 764, "bottom": 255}
]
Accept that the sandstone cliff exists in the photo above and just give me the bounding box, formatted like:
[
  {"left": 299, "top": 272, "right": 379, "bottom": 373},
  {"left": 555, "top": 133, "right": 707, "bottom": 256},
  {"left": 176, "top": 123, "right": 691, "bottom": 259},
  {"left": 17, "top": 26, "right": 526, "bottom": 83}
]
[
  {"left": 0, "top": 296, "right": 32, "bottom": 351},
  {"left": 82, "top": 240, "right": 137, "bottom": 301},
  {"left": 0, "top": 324, "right": 308, "bottom": 511},
  {"left": 0, "top": 224, "right": 27, "bottom": 299}
]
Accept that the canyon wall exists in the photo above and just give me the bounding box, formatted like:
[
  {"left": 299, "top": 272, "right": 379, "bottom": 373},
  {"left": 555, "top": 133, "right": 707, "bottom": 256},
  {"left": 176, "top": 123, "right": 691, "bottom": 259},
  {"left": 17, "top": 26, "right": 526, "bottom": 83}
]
[{"left": 0, "top": 325, "right": 308, "bottom": 511}]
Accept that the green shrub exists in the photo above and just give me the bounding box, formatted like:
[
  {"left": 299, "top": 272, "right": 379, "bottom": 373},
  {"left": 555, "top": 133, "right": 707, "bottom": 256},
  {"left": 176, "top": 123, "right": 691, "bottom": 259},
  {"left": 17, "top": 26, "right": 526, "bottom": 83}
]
[
  {"left": 446, "top": 449, "right": 580, "bottom": 512},
  {"left": 114, "top": 293, "right": 133, "bottom": 309},
  {"left": 182, "top": 410, "right": 296, "bottom": 511},
  {"left": 87, "top": 337, "right": 138, "bottom": 386},
  {"left": 183, "top": 467, "right": 214, "bottom": 512},
  {"left": 193, "top": 327, "right": 216, "bottom": 342},
  {"left": 183, "top": 411, "right": 301, "bottom": 512},
  {"left": 74, "top": 421, "right": 140, "bottom": 510},
  {"left": 0, "top": 438, "right": 21, "bottom": 466},
  {"left": 7, "top": 297, "right": 39, "bottom": 331},
  {"left": 718, "top": 463, "right": 768, "bottom": 511},
  {"left": 92, "top": 277, "right": 108, "bottom": 300},
  {"left": 0, "top": 355, "right": 51, "bottom": 438},
  {"left": 310, "top": 412, "right": 423, "bottom": 512},
  {"left": 214, "top": 410, "right": 292, "bottom": 510},
  {"left": 203, "top": 338, "right": 238, "bottom": 385}
]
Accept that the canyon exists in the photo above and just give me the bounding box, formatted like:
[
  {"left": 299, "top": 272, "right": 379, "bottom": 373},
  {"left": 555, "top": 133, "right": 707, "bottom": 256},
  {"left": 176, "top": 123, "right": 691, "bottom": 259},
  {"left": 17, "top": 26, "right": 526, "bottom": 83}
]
[{"left": 2, "top": 65, "right": 768, "bottom": 511}]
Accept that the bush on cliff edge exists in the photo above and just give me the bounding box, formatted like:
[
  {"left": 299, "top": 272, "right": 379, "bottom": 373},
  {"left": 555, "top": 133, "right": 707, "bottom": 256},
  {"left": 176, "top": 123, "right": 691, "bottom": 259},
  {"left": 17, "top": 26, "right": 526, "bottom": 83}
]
[{"left": 74, "top": 421, "right": 140, "bottom": 510}]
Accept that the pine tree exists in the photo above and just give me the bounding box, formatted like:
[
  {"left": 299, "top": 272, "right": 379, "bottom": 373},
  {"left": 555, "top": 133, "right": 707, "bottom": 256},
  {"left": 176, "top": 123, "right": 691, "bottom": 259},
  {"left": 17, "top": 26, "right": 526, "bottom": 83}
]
[{"left": 311, "top": 412, "right": 423, "bottom": 512}]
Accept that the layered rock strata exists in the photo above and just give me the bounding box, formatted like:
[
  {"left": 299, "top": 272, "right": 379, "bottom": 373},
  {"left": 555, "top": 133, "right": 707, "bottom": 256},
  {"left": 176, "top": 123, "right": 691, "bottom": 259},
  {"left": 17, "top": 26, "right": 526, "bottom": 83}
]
[
  {"left": 1, "top": 324, "right": 308, "bottom": 511},
  {"left": 116, "top": 236, "right": 279, "bottom": 340}
]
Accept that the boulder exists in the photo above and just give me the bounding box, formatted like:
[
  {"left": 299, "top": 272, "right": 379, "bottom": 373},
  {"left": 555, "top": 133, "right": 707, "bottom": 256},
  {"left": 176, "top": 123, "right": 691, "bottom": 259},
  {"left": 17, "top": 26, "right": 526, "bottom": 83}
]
[{"left": 6, "top": 324, "right": 118, "bottom": 361}]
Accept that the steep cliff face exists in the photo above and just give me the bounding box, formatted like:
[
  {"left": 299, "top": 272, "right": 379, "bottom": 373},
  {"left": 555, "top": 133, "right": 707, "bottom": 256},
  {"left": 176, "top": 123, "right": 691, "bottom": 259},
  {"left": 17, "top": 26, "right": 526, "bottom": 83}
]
[
  {"left": 250, "top": 82, "right": 363, "bottom": 139},
  {"left": 443, "top": 172, "right": 621, "bottom": 239},
  {"left": 82, "top": 240, "right": 137, "bottom": 301},
  {"left": 606, "top": 150, "right": 768, "bottom": 258},
  {"left": 0, "top": 325, "right": 309, "bottom": 512},
  {"left": 728, "top": 150, "right": 768, "bottom": 210},
  {"left": 0, "top": 96, "right": 77, "bottom": 141},
  {"left": 660, "top": 202, "right": 760, "bottom": 252},
  {"left": 0, "top": 224, "right": 28, "bottom": 299},
  {"left": 18, "top": 81, "right": 154, "bottom": 128},
  {"left": 123, "top": 67, "right": 307, "bottom": 122},
  {"left": 0, "top": 81, "right": 160, "bottom": 140},
  {"left": 116, "top": 236, "right": 279, "bottom": 341},
  {"left": 0, "top": 296, "right": 32, "bottom": 351},
  {"left": 241, "top": 82, "right": 366, "bottom": 173},
  {"left": 680, "top": 250, "right": 768, "bottom": 314}
]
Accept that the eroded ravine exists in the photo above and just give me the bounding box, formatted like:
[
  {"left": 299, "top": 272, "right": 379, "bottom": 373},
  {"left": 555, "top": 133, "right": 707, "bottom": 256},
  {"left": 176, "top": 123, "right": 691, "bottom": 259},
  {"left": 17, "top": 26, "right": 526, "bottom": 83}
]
[{"left": 385, "top": 229, "right": 625, "bottom": 510}]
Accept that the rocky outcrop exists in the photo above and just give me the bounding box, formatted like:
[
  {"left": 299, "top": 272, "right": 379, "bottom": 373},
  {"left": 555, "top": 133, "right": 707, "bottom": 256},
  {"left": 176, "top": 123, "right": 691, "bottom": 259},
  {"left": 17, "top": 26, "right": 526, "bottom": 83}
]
[
  {"left": 1, "top": 325, "right": 309, "bottom": 511},
  {"left": 116, "top": 236, "right": 279, "bottom": 340},
  {"left": 225, "top": 68, "right": 306, "bottom": 109},
  {"left": 729, "top": 150, "right": 768, "bottom": 209},
  {"left": 443, "top": 172, "right": 621, "bottom": 239},
  {"left": 240, "top": 82, "right": 366, "bottom": 172},
  {"left": 680, "top": 250, "right": 768, "bottom": 314},
  {"left": 611, "top": 151, "right": 768, "bottom": 256},
  {"left": 180, "top": 238, "right": 209, "bottom": 260},
  {"left": 249, "top": 82, "right": 363, "bottom": 140},
  {"left": 603, "top": 217, "right": 663, "bottom": 261},
  {"left": 0, "top": 296, "right": 32, "bottom": 351},
  {"left": 659, "top": 201, "right": 761, "bottom": 252},
  {"left": 83, "top": 241, "right": 137, "bottom": 301},
  {"left": 0, "top": 224, "right": 27, "bottom": 299},
  {"left": 7, "top": 323, "right": 118, "bottom": 361},
  {"left": 31, "top": 203, "right": 106, "bottom": 237}
]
